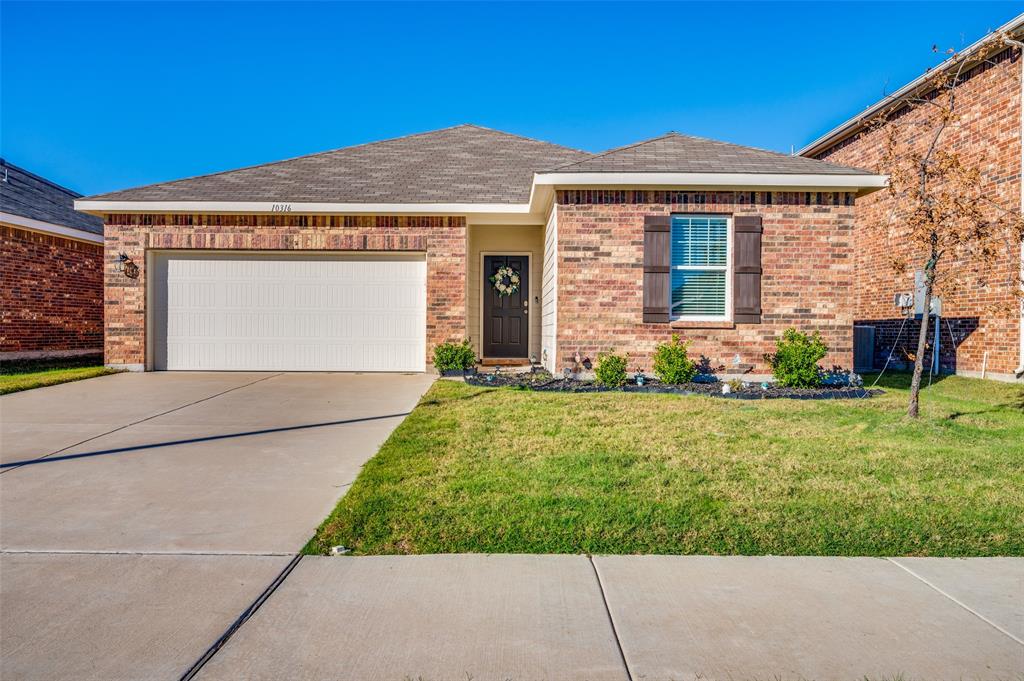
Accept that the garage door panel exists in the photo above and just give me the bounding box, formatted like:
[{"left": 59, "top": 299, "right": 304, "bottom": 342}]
[{"left": 154, "top": 254, "right": 426, "bottom": 372}]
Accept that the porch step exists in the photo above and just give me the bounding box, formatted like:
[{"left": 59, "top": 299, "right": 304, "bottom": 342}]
[{"left": 480, "top": 358, "right": 532, "bottom": 367}]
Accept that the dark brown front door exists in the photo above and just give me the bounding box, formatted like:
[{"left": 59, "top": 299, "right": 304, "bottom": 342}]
[{"left": 483, "top": 255, "right": 529, "bottom": 358}]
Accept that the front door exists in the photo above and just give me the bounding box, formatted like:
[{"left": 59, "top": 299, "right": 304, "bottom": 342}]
[{"left": 483, "top": 255, "right": 529, "bottom": 358}]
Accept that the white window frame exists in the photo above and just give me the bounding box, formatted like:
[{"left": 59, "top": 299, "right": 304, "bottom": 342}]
[{"left": 669, "top": 214, "right": 733, "bottom": 322}]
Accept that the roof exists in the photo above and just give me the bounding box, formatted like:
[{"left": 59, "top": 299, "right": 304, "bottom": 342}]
[
  {"left": 550, "top": 133, "right": 873, "bottom": 175},
  {"left": 84, "top": 125, "right": 591, "bottom": 205},
  {"left": 799, "top": 12, "right": 1024, "bottom": 158},
  {"left": 1, "top": 160, "right": 104, "bottom": 235}
]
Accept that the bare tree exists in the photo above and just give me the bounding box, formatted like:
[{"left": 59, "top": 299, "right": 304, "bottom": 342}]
[{"left": 869, "top": 35, "right": 1024, "bottom": 418}]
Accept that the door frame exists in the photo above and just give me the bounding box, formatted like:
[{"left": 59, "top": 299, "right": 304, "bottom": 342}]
[{"left": 479, "top": 251, "right": 532, "bottom": 359}]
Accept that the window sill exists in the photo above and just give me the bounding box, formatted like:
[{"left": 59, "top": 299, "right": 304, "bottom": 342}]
[{"left": 669, "top": 320, "right": 735, "bottom": 330}]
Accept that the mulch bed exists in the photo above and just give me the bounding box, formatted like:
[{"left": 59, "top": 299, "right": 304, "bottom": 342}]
[{"left": 463, "top": 372, "right": 881, "bottom": 400}]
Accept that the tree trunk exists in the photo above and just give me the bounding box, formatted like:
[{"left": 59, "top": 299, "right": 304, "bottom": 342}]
[{"left": 907, "top": 276, "right": 934, "bottom": 418}]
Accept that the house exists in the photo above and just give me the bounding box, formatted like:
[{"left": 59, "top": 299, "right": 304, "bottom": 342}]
[
  {"left": 800, "top": 14, "right": 1024, "bottom": 382},
  {"left": 75, "top": 125, "right": 886, "bottom": 375},
  {"left": 1, "top": 160, "right": 105, "bottom": 361}
]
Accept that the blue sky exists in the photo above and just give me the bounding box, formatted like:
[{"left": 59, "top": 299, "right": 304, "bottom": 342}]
[{"left": 1, "top": 1, "right": 1018, "bottom": 195}]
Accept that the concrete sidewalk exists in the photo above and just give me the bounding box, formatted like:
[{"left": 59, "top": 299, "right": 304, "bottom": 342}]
[{"left": 193, "top": 554, "right": 1023, "bottom": 681}]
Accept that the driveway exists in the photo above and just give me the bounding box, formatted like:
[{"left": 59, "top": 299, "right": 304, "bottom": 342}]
[{"left": 0, "top": 371, "right": 434, "bottom": 679}]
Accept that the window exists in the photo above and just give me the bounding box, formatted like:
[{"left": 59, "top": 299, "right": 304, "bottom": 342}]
[{"left": 670, "top": 215, "right": 730, "bottom": 320}]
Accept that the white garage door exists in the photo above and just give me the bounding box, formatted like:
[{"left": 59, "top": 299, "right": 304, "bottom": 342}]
[{"left": 152, "top": 253, "right": 426, "bottom": 371}]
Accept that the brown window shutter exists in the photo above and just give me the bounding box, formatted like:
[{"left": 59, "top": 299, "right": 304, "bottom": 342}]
[
  {"left": 733, "top": 215, "right": 763, "bottom": 324},
  {"left": 643, "top": 215, "right": 671, "bottom": 323}
]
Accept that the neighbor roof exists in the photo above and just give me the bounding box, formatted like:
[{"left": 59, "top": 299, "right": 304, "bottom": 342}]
[
  {"left": 1, "top": 160, "right": 104, "bottom": 235},
  {"left": 549, "top": 133, "right": 873, "bottom": 175},
  {"left": 799, "top": 12, "right": 1024, "bottom": 158},
  {"left": 84, "top": 125, "right": 591, "bottom": 205}
]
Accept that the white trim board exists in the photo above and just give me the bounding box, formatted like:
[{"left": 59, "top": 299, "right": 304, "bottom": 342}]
[
  {"left": 533, "top": 172, "right": 887, "bottom": 194},
  {"left": 75, "top": 172, "right": 888, "bottom": 221},
  {"left": 1, "top": 212, "right": 104, "bottom": 244}
]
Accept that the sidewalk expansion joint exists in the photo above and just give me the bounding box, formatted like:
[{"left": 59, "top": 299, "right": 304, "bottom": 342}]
[
  {"left": 886, "top": 558, "right": 1024, "bottom": 647},
  {"left": 179, "top": 553, "right": 303, "bottom": 681},
  {"left": 0, "top": 373, "right": 283, "bottom": 474},
  {"left": 588, "top": 555, "right": 635, "bottom": 681}
]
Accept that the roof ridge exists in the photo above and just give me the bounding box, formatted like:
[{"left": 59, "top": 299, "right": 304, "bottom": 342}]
[
  {"left": 457, "top": 123, "right": 593, "bottom": 156},
  {"left": 0, "top": 159, "right": 84, "bottom": 199},
  {"left": 547, "top": 133, "right": 679, "bottom": 171}
]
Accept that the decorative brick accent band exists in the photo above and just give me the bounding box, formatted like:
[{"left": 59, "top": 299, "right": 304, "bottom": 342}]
[
  {"left": 554, "top": 194, "right": 857, "bottom": 374},
  {"left": 1, "top": 224, "right": 104, "bottom": 354},
  {"left": 103, "top": 215, "right": 467, "bottom": 368},
  {"left": 557, "top": 190, "right": 854, "bottom": 207}
]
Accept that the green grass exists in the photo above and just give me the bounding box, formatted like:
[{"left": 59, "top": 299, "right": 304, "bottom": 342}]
[
  {"left": 307, "top": 373, "right": 1024, "bottom": 557},
  {"left": 0, "top": 364, "right": 117, "bottom": 395}
]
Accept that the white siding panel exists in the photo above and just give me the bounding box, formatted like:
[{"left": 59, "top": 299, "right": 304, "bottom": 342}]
[
  {"left": 153, "top": 253, "right": 426, "bottom": 371},
  {"left": 542, "top": 206, "right": 558, "bottom": 373}
]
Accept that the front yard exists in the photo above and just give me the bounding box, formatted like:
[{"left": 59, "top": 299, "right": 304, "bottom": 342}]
[{"left": 307, "top": 374, "right": 1024, "bottom": 557}]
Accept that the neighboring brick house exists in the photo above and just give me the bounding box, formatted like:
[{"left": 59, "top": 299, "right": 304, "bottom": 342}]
[
  {"left": 75, "top": 125, "right": 885, "bottom": 375},
  {"left": 1, "top": 160, "right": 105, "bottom": 360},
  {"left": 801, "top": 15, "right": 1024, "bottom": 382}
]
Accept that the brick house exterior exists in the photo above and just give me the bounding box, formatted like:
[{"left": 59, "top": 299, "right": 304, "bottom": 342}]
[
  {"left": 76, "top": 125, "right": 885, "bottom": 375},
  {"left": 802, "top": 20, "right": 1024, "bottom": 382},
  {"left": 555, "top": 191, "right": 856, "bottom": 373},
  {"left": 1, "top": 161, "right": 105, "bottom": 359},
  {"left": 101, "top": 215, "right": 466, "bottom": 367}
]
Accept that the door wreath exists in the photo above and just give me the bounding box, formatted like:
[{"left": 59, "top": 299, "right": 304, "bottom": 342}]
[{"left": 489, "top": 265, "right": 521, "bottom": 296}]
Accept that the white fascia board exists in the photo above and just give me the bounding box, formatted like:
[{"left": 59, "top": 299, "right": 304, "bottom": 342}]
[
  {"left": 74, "top": 199, "right": 533, "bottom": 216},
  {"left": 0, "top": 212, "right": 104, "bottom": 244},
  {"left": 534, "top": 172, "right": 888, "bottom": 193}
]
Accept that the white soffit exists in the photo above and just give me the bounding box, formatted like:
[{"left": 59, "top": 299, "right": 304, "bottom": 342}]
[{"left": 0, "top": 211, "right": 104, "bottom": 244}]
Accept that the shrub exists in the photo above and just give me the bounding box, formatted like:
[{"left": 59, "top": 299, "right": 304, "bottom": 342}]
[
  {"left": 433, "top": 340, "right": 477, "bottom": 373},
  {"left": 765, "top": 328, "right": 828, "bottom": 387},
  {"left": 594, "top": 351, "right": 628, "bottom": 387},
  {"left": 651, "top": 335, "right": 697, "bottom": 384}
]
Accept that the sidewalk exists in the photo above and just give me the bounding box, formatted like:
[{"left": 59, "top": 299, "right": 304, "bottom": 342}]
[{"left": 191, "top": 554, "right": 1021, "bottom": 680}]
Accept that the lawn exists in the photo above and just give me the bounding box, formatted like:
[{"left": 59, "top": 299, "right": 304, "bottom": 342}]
[
  {"left": 0, "top": 362, "right": 116, "bottom": 395},
  {"left": 307, "top": 374, "right": 1024, "bottom": 557}
]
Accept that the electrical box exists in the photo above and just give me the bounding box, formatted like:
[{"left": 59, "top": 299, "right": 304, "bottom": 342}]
[{"left": 913, "top": 270, "right": 942, "bottom": 316}]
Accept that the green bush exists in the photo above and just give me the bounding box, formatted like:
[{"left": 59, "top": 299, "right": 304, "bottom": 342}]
[
  {"left": 651, "top": 335, "right": 697, "bottom": 384},
  {"left": 765, "top": 328, "right": 828, "bottom": 387},
  {"left": 594, "top": 351, "right": 628, "bottom": 387},
  {"left": 433, "top": 340, "right": 477, "bottom": 373}
]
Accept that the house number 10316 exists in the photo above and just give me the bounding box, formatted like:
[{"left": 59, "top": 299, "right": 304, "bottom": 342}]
[{"left": 271, "top": 203, "right": 292, "bottom": 212}]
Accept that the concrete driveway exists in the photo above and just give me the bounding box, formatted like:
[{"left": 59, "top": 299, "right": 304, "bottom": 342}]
[{"left": 0, "top": 371, "right": 434, "bottom": 679}]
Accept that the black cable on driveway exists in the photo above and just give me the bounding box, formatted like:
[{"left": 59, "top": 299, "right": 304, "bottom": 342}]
[{"left": 179, "top": 554, "right": 303, "bottom": 681}]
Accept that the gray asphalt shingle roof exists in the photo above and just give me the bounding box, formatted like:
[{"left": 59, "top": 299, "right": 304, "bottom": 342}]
[
  {"left": 1, "top": 160, "right": 104, "bottom": 234},
  {"left": 81, "top": 127, "right": 875, "bottom": 207},
  {"left": 549, "top": 133, "right": 873, "bottom": 175},
  {"left": 84, "top": 125, "right": 591, "bottom": 204}
]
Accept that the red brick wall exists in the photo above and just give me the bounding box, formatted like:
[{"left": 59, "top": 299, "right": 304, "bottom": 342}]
[
  {"left": 1, "top": 224, "right": 104, "bottom": 354},
  {"left": 101, "top": 214, "right": 467, "bottom": 367},
  {"left": 813, "top": 46, "right": 1022, "bottom": 377},
  {"left": 555, "top": 191, "right": 856, "bottom": 374}
]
